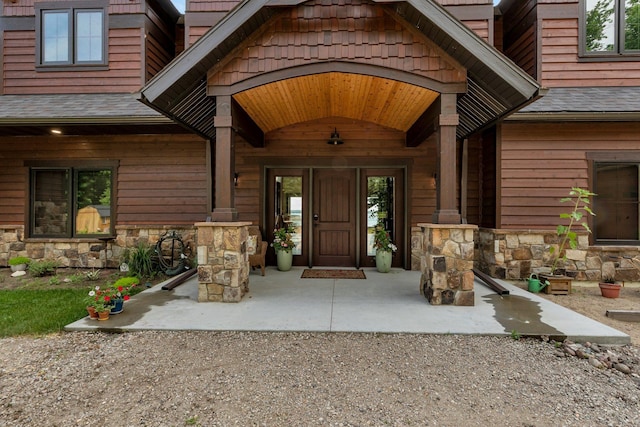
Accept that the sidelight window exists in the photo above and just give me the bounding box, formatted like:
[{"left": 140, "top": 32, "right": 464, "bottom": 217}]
[
  {"left": 275, "top": 176, "right": 303, "bottom": 256},
  {"left": 366, "top": 176, "right": 395, "bottom": 256}
]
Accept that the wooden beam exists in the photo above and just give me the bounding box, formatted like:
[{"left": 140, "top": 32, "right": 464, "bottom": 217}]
[
  {"left": 606, "top": 310, "right": 640, "bottom": 322},
  {"left": 406, "top": 97, "right": 439, "bottom": 147},
  {"left": 211, "top": 95, "right": 238, "bottom": 222},
  {"left": 232, "top": 98, "right": 264, "bottom": 147},
  {"left": 432, "top": 93, "right": 461, "bottom": 224}
]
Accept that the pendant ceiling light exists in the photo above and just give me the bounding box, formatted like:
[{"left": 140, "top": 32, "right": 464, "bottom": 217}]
[{"left": 327, "top": 128, "right": 344, "bottom": 145}]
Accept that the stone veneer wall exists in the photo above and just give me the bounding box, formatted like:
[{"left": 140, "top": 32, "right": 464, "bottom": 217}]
[
  {"left": 0, "top": 225, "right": 196, "bottom": 269},
  {"left": 477, "top": 228, "right": 640, "bottom": 282},
  {"left": 418, "top": 223, "right": 477, "bottom": 306},
  {"left": 196, "top": 222, "right": 250, "bottom": 302}
]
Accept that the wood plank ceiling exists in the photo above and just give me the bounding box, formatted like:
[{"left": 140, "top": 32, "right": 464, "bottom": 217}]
[{"left": 232, "top": 72, "right": 439, "bottom": 133}]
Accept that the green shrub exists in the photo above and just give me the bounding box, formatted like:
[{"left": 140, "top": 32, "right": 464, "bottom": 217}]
[
  {"left": 28, "top": 260, "right": 59, "bottom": 277},
  {"left": 122, "top": 243, "right": 157, "bottom": 279},
  {"left": 114, "top": 276, "right": 140, "bottom": 287}
]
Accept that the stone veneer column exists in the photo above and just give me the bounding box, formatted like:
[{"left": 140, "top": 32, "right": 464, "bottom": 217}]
[
  {"left": 195, "top": 222, "right": 250, "bottom": 302},
  {"left": 418, "top": 223, "right": 477, "bottom": 306}
]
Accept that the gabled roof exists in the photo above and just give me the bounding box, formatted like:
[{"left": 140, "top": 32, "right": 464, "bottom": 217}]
[
  {"left": 510, "top": 87, "right": 640, "bottom": 121},
  {"left": 139, "top": 0, "right": 541, "bottom": 140}
]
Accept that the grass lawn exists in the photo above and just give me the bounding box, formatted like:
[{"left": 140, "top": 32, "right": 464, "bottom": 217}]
[{"left": 0, "top": 288, "right": 89, "bottom": 337}]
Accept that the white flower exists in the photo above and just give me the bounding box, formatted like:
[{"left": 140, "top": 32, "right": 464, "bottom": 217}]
[{"left": 88, "top": 290, "right": 95, "bottom": 297}]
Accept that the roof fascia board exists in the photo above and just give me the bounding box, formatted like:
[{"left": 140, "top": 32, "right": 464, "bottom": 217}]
[
  {"left": 0, "top": 117, "right": 174, "bottom": 125},
  {"left": 402, "top": 0, "right": 539, "bottom": 100},
  {"left": 141, "top": 0, "right": 270, "bottom": 103}
]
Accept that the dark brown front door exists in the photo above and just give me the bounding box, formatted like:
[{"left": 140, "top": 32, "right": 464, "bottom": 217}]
[{"left": 312, "top": 169, "right": 357, "bottom": 266}]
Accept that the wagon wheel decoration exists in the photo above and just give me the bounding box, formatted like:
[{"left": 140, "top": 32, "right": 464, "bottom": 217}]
[{"left": 155, "top": 230, "right": 190, "bottom": 276}]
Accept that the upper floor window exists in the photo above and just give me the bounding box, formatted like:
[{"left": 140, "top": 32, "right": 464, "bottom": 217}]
[
  {"left": 36, "top": 1, "right": 108, "bottom": 68},
  {"left": 583, "top": 0, "right": 640, "bottom": 56}
]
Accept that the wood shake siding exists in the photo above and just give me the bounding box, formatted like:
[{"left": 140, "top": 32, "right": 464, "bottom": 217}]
[
  {"left": 207, "top": 0, "right": 466, "bottom": 88},
  {"left": 499, "top": 122, "right": 640, "bottom": 229},
  {"left": 0, "top": 135, "right": 208, "bottom": 226}
]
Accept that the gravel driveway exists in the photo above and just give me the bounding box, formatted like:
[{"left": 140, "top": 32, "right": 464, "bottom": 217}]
[{"left": 1, "top": 331, "right": 639, "bottom": 426}]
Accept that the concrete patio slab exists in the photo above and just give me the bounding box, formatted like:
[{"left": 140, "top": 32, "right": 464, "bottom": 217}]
[{"left": 65, "top": 267, "right": 631, "bottom": 344}]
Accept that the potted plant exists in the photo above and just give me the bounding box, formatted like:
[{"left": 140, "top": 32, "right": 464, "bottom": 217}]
[
  {"left": 271, "top": 225, "right": 296, "bottom": 271},
  {"left": 541, "top": 187, "right": 596, "bottom": 294},
  {"left": 8, "top": 256, "right": 30, "bottom": 272},
  {"left": 109, "top": 277, "right": 139, "bottom": 314},
  {"left": 86, "top": 285, "right": 113, "bottom": 320},
  {"left": 599, "top": 275, "right": 623, "bottom": 299},
  {"left": 373, "top": 224, "right": 397, "bottom": 273}
]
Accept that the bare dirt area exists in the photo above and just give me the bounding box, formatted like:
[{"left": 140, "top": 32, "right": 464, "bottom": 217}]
[
  {"left": 0, "top": 267, "right": 166, "bottom": 291},
  {"left": 515, "top": 281, "right": 640, "bottom": 345}
]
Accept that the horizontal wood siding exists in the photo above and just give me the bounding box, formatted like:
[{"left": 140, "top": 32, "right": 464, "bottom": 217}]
[
  {"left": 0, "top": 134, "right": 208, "bottom": 226},
  {"left": 233, "top": 117, "right": 442, "bottom": 227},
  {"left": 437, "top": 0, "right": 491, "bottom": 5},
  {"left": 499, "top": 122, "right": 640, "bottom": 229},
  {"left": 502, "top": 0, "right": 537, "bottom": 79},
  {"left": 187, "top": 0, "right": 240, "bottom": 12},
  {"left": 186, "top": 26, "right": 210, "bottom": 48},
  {"left": 541, "top": 18, "right": 640, "bottom": 87},
  {"left": 3, "top": 28, "right": 144, "bottom": 94},
  {"left": 145, "top": 10, "right": 175, "bottom": 81},
  {"left": 461, "top": 20, "right": 490, "bottom": 42}
]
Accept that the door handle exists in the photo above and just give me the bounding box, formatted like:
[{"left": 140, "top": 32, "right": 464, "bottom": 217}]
[{"left": 313, "top": 214, "right": 319, "bottom": 221}]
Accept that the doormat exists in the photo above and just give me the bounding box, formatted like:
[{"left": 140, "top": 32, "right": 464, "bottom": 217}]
[{"left": 301, "top": 269, "right": 366, "bottom": 279}]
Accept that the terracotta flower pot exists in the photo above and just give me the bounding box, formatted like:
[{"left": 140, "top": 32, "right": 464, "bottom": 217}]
[
  {"left": 86, "top": 306, "right": 99, "bottom": 320},
  {"left": 97, "top": 310, "right": 110, "bottom": 321},
  {"left": 599, "top": 282, "right": 622, "bottom": 299}
]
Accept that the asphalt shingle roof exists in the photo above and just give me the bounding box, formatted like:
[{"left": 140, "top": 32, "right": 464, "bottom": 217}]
[
  {"left": 0, "top": 93, "right": 164, "bottom": 121},
  {"left": 519, "top": 87, "right": 640, "bottom": 114}
]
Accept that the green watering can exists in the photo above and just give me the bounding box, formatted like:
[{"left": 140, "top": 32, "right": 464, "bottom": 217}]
[{"left": 527, "top": 274, "right": 548, "bottom": 293}]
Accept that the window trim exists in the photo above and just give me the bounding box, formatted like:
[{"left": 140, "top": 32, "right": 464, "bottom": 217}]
[
  {"left": 579, "top": 0, "right": 640, "bottom": 59},
  {"left": 26, "top": 160, "right": 117, "bottom": 239},
  {"left": 35, "top": 0, "right": 109, "bottom": 70}
]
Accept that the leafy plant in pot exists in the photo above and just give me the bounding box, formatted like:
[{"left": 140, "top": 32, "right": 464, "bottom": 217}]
[
  {"left": 8, "top": 256, "right": 30, "bottom": 272},
  {"left": 541, "top": 187, "right": 596, "bottom": 294},
  {"left": 598, "top": 275, "right": 623, "bottom": 299},
  {"left": 271, "top": 225, "right": 296, "bottom": 271}
]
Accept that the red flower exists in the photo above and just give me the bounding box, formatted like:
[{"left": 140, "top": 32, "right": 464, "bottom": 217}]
[
  {"left": 104, "top": 295, "right": 111, "bottom": 302},
  {"left": 123, "top": 295, "right": 130, "bottom": 301},
  {"left": 118, "top": 286, "right": 124, "bottom": 292}
]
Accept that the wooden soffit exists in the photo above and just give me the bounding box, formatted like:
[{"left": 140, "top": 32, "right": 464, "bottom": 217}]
[{"left": 233, "top": 72, "right": 439, "bottom": 133}]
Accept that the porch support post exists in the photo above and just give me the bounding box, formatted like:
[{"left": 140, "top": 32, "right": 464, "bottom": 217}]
[
  {"left": 418, "top": 223, "right": 477, "bottom": 306},
  {"left": 196, "top": 222, "right": 250, "bottom": 302},
  {"left": 211, "top": 95, "right": 238, "bottom": 222},
  {"left": 433, "top": 93, "right": 461, "bottom": 224}
]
